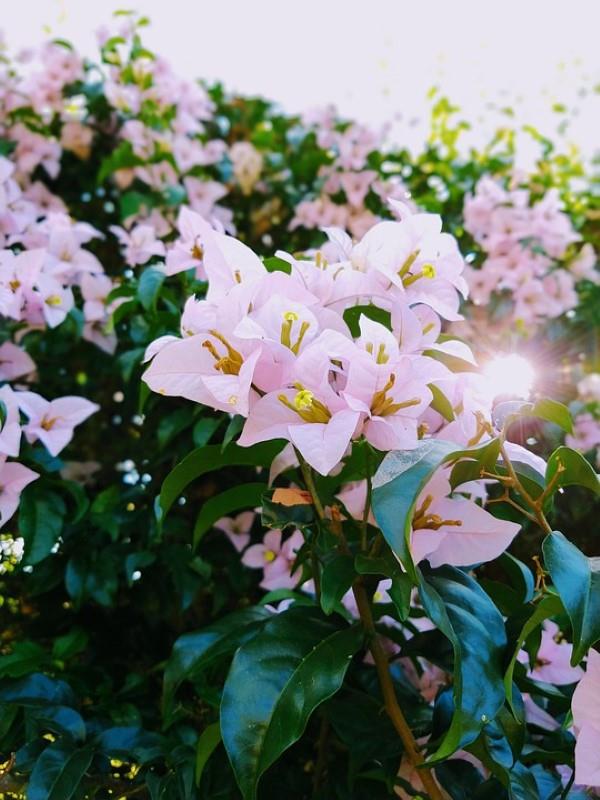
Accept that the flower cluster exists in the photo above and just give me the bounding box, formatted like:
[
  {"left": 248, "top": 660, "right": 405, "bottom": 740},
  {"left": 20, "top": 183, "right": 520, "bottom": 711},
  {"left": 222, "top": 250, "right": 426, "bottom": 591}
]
[
  {"left": 463, "top": 176, "right": 598, "bottom": 326},
  {"left": 567, "top": 373, "right": 600, "bottom": 467},
  {"left": 0, "top": 353, "right": 98, "bottom": 529},
  {"left": 290, "top": 107, "right": 413, "bottom": 240},
  {"left": 144, "top": 204, "right": 523, "bottom": 570}
]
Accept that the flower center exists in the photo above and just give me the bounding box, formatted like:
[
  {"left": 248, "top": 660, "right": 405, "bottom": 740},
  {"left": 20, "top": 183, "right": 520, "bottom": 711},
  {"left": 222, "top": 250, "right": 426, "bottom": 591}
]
[
  {"left": 41, "top": 415, "right": 58, "bottom": 431},
  {"left": 280, "top": 311, "right": 310, "bottom": 354},
  {"left": 191, "top": 240, "right": 204, "bottom": 260},
  {"left": 412, "top": 494, "right": 462, "bottom": 531},
  {"left": 202, "top": 330, "right": 244, "bottom": 375},
  {"left": 264, "top": 549, "right": 276, "bottom": 563},
  {"left": 45, "top": 295, "right": 63, "bottom": 307},
  {"left": 278, "top": 384, "right": 332, "bottom": 423},
  {"left": 365, "top": 341, "right": 389, "bottom": 364},
  {"left": 370, "top": 374, "right": 421, "bottom": 417},
  {"left": 403, "top": 263, "right": 436, "bottom": 288}
]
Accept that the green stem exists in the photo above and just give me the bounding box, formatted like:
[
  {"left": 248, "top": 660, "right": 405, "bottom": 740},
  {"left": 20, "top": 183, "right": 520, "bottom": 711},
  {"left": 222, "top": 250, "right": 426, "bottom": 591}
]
[
  {"left": 297, "top": 452, "right": 443, "bottom": 800},
  {"left": 499, "top": 442, "right": 552, "bottom": 535}
]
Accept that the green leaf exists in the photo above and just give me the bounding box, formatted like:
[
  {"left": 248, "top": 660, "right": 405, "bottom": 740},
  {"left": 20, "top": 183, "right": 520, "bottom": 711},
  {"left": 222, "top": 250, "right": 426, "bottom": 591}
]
[
  {"left": 222, "top": 415, "right": 244, "bottom": 449},
  {"left": 372, "top": 439, "right": 458, "bottom": 580},
  {"left": 354, "top": 552, "right": 412, "bottom": 620},
  {"left": 195, "top": 722, "right": 221, "bottom": 786},
  {"left": 0, "top": 641, "right": 47, "bottom": 678},
  {"left": 137, "top": 266, "right": 166, "bottom": 311},
  {"left": 52, "top": 628, "right": 89, "bottom": 662},
  {"left": 32, "top": 705, "right": 87, "bottom": 742},
  {"left": 157, "top": 441, "right": 283, "bottom": 524},
  {"left": 95, "top": 727, "right": 163, "bottom": 764},
  {"left": 221, "top": 606, "right": 363, "bottom": 800},
  {"left": 542, "top": 531, "right": 600, "bottom": 663},
  {"left": 423, "top": 347, "right": 479, "bottom": 373},
  {"left": 28, "top": 742, "right": 93, "bottom": 800},
  {"left": 19, "top": 486, "right": 66, "bottom": 565},
  {"left": 119, "top": 190, "right": 153, "bottom": 220},
  {"left": 262, "top": 256, "right": 291, "bottom": 274},
  {"left": 193, "top": 482, "right": 266, "bottom": 547},
  {"left": 545, "top": 446, "right": 600, "bottom": 496},
  {"left": 342, "top": 304, "right": 392, "bottom": 337},
  {"left": 429, "top": 383, "right": 455, "bottom": 422},
  {"left": 163, "top": 607, "right": 271, "bottom": 718},
  {"left": 523, "top": 398, "right": 573, "bottom": 434},
  {"left": 192, "top": 417, "right": 221, "bottom": 447},
  {"left": 0, "top": 673, "right": 74, "bottom": 706},
  {"left": 320, "top": 554, "right": 355, "bottom": 615},
  {"left": 419, "top": 565, "right": 507, "bottom": 760},
  {"left": 503, "top": 594, "right": 563, "bottom": 713}
]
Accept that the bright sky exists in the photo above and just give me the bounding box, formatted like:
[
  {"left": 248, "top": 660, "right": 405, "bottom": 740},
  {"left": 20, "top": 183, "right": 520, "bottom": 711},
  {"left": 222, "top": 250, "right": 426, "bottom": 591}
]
[{"left": 5, "top": 0, "right": 600, "bottom": 158}]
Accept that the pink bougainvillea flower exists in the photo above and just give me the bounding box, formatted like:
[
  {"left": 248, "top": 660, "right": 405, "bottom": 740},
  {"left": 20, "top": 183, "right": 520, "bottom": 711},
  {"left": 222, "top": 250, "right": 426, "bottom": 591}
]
[
  {"left": 522, "top": 694, "right": 560, "bottom": 732},
  {"left": 409, "top": 469, "right": 520, "bottom": 568},
  {"left": 0, "top": 342, "right": 36, "bottom": 381},
  {"left": 0, "top": 457, "right": 38, "bottom": 528},
  {"left": 35, "top": 274, "right": 74, "bottom": 328},
  {"left": 241, "top": 529, "right": 304, "bottom": 590},
  {"left": 214, "top": 511, "right": 255, "bottom": 553},
  {"left": 110, "top": 223, "right": 165, "bottom": 267},
  {"left": 17, "top": 392, "right": 99, "bottom": 456},
  {"left": 518, "top": 620, "right": 583, "bottom": 685},
  {"left": 165, "top": 206, "right": 214, "bottom": 278},
  {"left": 143, "top": 331, "right": 261, "bottom": 418},
  {"left": 572, "top": 649, "right": 600, "bottom": 788},
  {"left": 0, "top": 385, "right": 22, "bottom": 457},
  {"left": 238, "top": 336, "right": 360, "bottom": 475}
]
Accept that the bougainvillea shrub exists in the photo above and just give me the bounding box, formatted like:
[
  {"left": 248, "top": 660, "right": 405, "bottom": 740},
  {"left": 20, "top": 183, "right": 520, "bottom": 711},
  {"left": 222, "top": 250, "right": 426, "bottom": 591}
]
[{"left": 0, "top": 11, "right": 599, "bottom": 800}]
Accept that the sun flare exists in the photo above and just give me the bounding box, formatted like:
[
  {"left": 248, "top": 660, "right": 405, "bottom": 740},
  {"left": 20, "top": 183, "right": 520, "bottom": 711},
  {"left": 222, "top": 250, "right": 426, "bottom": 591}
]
[{"left": 483, "top": 353, "right": 536, "bottom": 400}]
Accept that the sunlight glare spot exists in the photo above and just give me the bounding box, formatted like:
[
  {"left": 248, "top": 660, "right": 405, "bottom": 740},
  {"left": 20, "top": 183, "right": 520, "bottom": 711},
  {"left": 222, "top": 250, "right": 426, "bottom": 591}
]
[{"left": 483, "top": 353, "right": 535, "bottom": 399}]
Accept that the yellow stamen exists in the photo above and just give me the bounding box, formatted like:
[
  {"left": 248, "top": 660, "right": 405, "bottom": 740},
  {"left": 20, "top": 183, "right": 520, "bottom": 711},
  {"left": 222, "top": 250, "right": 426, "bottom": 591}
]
[
  {"left": 397, "top": 249, "right": 421, "bottom": 278},
  {"left": 264, "top": 549, "right": 276, "bottom": 563},
  {"left": 403, "top": 264, "right": 436, "bottom": 288},
  {"left": 278, "top": 386, "right": 331, "bottom": 423},
  {"left": 41, "top": 416, "right": 58, "bottom": 431},
  {"left": 413, "top": 495, "right": 463, "bottom": 531},
  {"left": 370, "top": 374, "right": 421, "bottom": 417},
  {"left": 202, "top": 330, "right": 244, "bottom": 375},
  {"left": 45, "top": 295, "right": 63, "bottom": 307},
  {"left": 280, "top": 311, "right": 310, "bottom": 354}
]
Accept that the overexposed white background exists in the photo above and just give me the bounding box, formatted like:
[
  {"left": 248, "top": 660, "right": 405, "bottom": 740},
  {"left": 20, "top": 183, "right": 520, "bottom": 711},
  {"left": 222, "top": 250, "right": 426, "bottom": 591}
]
[{"left": 4, "top": 0, "right": 600, "bottom": 158}]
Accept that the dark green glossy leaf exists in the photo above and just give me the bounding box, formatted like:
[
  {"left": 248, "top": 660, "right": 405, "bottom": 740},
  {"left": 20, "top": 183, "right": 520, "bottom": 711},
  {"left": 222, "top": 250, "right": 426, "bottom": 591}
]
[
  {"left": 163, "top": 607, "right": 272, "bottom": 717},
  {"left": 19, "top": 486, "right": 66, "bottom": 565},
  {"left": 542, "top": 531, "right": 600, "bottom": 663},
  {"left": 27, "top": 741, "right": 93, "bottom": 800},
  {"left": 157, "top": 441, "right": 284, "bottom": 524},
  {"left": 0, "top": 673, "right": 74, "bottom": 707},
  {"left": 320, "top": 554, "right": 355, "bottom": 615},
  {"left": 354, "top": 552, "right": 412, "bottom": 620},
  {"left": 419, "top": 566, "right": 507, "bottom": 760},
  {"left": 503, "top": 594, "right": 563, "bottom": 713},
  {"left": 221, "top": 606, "right": 363, "bottom": 800},
  {"left": 193, "top": 482, "right": 267, "bottom": 547},
  {"left": 372, "top": 439, "right": 458, "bottom": 580}
]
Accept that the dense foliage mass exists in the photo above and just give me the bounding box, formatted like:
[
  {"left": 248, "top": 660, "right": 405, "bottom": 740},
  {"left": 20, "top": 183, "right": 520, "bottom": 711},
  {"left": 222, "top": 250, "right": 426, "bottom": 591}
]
[{"left": 0, "top": 12, "right": 599, "bottom": 800}]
